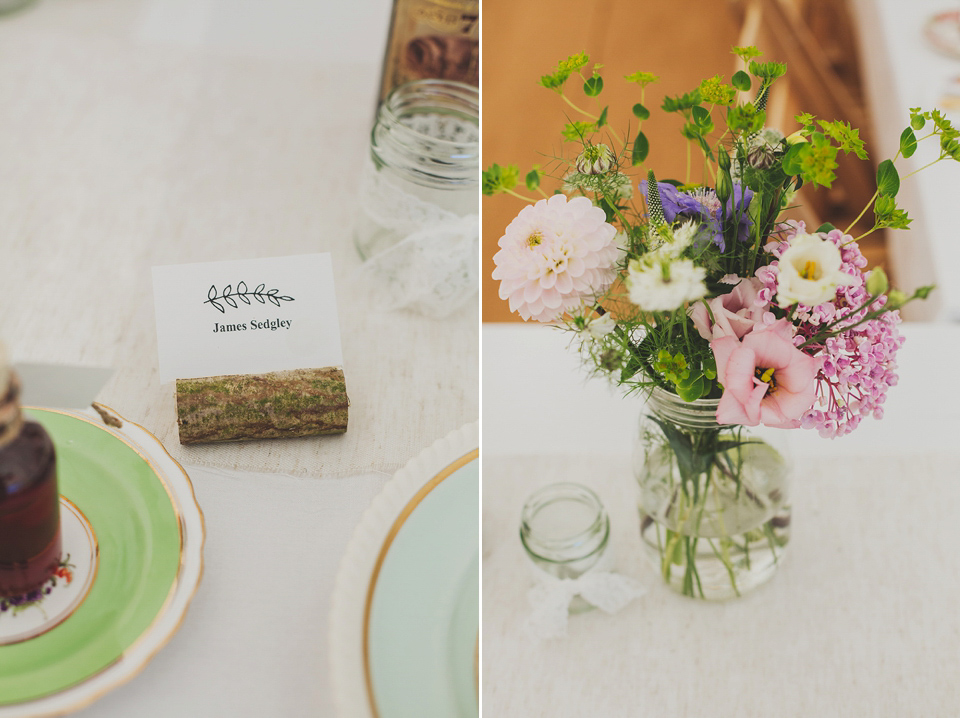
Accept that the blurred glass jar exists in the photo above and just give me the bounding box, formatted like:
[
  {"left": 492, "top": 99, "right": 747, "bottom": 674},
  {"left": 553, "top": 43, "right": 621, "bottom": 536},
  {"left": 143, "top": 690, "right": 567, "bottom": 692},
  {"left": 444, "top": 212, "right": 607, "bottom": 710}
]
[
  {"left": 520, "top": 483, "right": 610, "bottom": 581},
  {"left": 354, "top": 79, "right": 478, "bottom": 261},
  {"left": 379, "top": 0, "right": 478, "bottom": 101},
  {"left": 0, "top": 0, "right": 38, "bottom": 15}
]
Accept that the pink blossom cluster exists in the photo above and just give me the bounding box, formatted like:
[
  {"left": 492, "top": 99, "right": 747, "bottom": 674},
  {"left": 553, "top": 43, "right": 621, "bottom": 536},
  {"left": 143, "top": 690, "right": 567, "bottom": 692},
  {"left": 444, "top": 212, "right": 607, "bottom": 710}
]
[
  {"left": 690, "top": 273, "right": 821, "bottom": 429},
  {"left": 759, "top": 223, "right": 904, "bottom": 437}
]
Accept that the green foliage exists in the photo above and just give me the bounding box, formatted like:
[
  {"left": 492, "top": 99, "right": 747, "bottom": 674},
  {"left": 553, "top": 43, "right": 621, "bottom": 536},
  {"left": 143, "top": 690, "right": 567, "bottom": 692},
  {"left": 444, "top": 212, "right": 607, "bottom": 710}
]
[
  {"left": 874, "top": 194, "right": 912, "bottom": 230},
  {"left": 876, "top": 159, "right": 900, "bottom": 197},
  {"left": 795, "top": 112, "right": 815, "bottom": 129},
  {"left": 815, "top": 222, "right": 837, "bottom": 233},
  {"left": 583, "top": 75, "right": 604, "bottom": 97},
  {"left": 727, "top": 103, "right": 765, "bottom": 134},
  {"left": 661, "top": 90, "right": 702, "bottom": 114},
  {"left": 732, "top": 45, "right": 763, "bottom": 63},
  {"left": 748, "top": 60, "right": 787, "bottom": 81},
  {"left": 731, "top": 70, "right": 751, "bottom": 92},
  {"left": 699, "top": 75, "right": 737, "bottom": 106},
  {"left": 818, "top": 120, "right": 868, "bottom": 159},
  {"left": 899, "top": 127, "right": 918, "bottom": 158},
  {"left": 691, "top": 105, "right": 714, "bottom": 132},
  {"left": 561, "top": 121, "right": 597, "bottom": 141},
  {"left": 930, "top": 109, "right": 958, "bottom": 139},
  {"left": 624, "top": 70, "right": 659, "bottom": 88},
  {"left": 653, "top": 349, "right": 690, "bottom": 384},
  {"left": 597, "top": 106, "right": 609, "bottom": 127},
  {"left": 782, "top": 133, "right": 838, "bottom": 188},
  {"left": 702, "top": 354, "right": 717, "bottom": 381},
  {"left": 482, "top": 163, "right": 519, "bottom": 196},
  {"left": 942, "top": 135, "right": 960, "bottom": 161},
  {"left": 909, "top": 107, "right": 926, "bottom": 131},
  {"left": 675, "top": 374, "right": 705, "bottom": 402},
  {"left": 539, "top": 52, "right": 590, "bottom": 92},
  {"left": 632, "top": 103, "right": 650, "bottom": 120},
  {"left": 632, "top": 131, "right": 650, "bottom": 165},
  {"left": 525, "top": 167, "right": 541, "bottom": 191}
]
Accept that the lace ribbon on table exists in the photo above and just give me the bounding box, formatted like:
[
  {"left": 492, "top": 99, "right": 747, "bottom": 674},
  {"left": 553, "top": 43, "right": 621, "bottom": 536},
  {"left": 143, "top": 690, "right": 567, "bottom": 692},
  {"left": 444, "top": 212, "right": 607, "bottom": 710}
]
[
  {"left": 524, "top": 556, "right": 647, "bottom": 640},
  {"left": 354, "top": 161, "right": 478, "bottom": 319}
]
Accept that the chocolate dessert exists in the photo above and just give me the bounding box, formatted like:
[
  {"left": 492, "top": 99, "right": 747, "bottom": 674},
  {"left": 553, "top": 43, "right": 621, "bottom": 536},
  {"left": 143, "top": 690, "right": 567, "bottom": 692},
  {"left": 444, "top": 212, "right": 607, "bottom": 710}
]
[{"left": 0, "top": 349, "right": 61, "bottom": 597}]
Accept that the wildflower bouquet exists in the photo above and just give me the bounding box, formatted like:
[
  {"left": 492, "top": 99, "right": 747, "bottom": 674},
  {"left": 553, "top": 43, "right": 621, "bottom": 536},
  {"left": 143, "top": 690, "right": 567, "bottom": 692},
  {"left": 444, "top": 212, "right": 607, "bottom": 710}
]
[{"left": 485, "top": 48, "right": 959, "bottom": 599}]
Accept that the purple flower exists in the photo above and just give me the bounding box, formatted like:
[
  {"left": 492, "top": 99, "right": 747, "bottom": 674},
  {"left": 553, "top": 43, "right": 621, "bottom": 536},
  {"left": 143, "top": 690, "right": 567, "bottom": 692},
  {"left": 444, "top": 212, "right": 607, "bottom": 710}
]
[{"left": 640, "top": 180, "right": 754, "bottom": 250}]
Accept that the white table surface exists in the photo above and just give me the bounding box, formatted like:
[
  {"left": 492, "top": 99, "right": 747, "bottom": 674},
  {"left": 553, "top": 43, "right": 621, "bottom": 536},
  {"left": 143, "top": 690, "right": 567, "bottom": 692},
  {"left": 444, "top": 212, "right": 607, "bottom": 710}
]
[
  {"left": 853, "top": 0, "right": 960, "bottom": 321},
  {"left": 0, "top": 1, "right": 477, "bottom": 716},
  {"left": 482, "top": 321, "right": 960, "bottom": 717}
]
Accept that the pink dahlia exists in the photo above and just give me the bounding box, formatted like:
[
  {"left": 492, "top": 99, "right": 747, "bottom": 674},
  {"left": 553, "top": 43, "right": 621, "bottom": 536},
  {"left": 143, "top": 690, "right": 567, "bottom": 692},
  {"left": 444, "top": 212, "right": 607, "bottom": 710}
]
[
  {"left": 712, "top": 319, "right": 821, "bottom": 429},
  {"left": 492, "top": 195, "right": 619, "bottom": 322}
]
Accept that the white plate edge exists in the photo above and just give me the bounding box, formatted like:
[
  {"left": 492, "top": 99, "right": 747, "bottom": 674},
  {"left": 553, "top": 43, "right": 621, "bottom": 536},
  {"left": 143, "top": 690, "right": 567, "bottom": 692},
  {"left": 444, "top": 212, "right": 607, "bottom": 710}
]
[{"left": 328, "top": 421, "right": 479, "bottom": 718}]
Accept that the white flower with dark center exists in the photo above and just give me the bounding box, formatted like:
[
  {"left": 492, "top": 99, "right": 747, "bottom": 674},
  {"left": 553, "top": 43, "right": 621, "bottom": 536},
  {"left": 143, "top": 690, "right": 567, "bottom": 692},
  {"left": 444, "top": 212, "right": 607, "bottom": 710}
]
[
  {"left": 627, "top": 258, "right": 707, "bottom": 311},
  {"left": 776, "top": 231, "right": 858, "bottom": 307}
]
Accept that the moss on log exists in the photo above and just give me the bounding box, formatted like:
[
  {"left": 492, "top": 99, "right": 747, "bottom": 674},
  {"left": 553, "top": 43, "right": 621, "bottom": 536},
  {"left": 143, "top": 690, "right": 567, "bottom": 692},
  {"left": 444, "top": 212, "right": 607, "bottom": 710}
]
[{"left": 175, "top": 367, "right": 348, "bottom": 444}]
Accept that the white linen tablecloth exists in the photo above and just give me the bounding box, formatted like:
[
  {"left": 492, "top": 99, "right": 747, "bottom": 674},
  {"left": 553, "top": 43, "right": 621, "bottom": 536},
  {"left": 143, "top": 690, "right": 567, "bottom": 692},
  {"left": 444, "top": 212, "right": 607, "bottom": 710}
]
[
  {"left": 483, "top": 322, "right": 960, "bottom": 717},
  {"left": 0, "top": 0, "right": 478, "bottom": 479}
]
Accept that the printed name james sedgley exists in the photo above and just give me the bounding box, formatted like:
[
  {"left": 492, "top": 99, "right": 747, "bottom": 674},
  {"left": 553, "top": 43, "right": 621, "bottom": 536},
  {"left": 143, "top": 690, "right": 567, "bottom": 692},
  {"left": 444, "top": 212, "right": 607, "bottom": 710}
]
[{"left": 213, "top": 319, "right": 292, "bottom": 333}]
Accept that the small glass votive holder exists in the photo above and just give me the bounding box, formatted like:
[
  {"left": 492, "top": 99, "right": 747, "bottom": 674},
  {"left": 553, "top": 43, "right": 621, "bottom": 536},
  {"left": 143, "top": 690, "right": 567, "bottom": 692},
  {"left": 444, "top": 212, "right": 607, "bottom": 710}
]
[{"left": 520, "top": 483, "right": 610, "bottom": 582}]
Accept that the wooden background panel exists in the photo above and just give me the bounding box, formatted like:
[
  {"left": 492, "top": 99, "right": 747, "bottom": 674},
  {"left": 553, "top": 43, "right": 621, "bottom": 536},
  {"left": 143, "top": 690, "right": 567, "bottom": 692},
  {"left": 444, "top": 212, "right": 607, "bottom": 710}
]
[{"left": 481, "top": 0, "right": 886, "bottom": 321}]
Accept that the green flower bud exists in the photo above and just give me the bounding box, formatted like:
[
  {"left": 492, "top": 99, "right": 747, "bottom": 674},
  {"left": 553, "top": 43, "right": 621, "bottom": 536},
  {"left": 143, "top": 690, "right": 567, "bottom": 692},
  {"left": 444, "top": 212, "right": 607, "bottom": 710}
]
[
  {"left": 865, "top": 268, "right": 889, "bottom": 296},
  {"left": 717, "top": 149, "right": 731, "bottom": 171},
  {"left": 575, "top": 144, "right": 616, "bottom": 175},
  {"left": 887, "top": 289, "right": 908, "bottom": 309},
  {"left": 747, "top": 144, "right": 776, "bottom": 169},
  {"left": 716, "top": 171, "right": 732, "bottom": 203}
]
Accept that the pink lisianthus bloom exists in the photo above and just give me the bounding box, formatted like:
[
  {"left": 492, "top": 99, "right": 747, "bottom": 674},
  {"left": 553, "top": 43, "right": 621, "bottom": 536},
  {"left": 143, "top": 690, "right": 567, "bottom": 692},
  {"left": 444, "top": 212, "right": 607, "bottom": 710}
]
[
  {"left": 689, "top": 277, "right": 767, "bottom": 340},
  {"left": 711, "top": 319, "right": 821, "bottom": 428}
]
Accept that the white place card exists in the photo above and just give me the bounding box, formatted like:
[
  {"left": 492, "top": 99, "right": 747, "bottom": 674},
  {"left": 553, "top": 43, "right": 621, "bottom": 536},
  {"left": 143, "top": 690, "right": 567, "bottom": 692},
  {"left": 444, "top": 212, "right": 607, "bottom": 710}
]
[{"left": 152, "top": 254, "right": 343, "bottom": 383}]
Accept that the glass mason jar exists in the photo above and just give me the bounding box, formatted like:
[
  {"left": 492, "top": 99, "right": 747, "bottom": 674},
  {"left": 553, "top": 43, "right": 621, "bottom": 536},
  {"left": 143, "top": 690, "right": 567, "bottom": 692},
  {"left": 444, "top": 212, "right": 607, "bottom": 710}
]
[
  {"left": 354, "top": 79, "right": 478, "bottom": 261},
  {"left": 634, "top": 388, "right": 790, "bottom": 600},
  {"left": 520, "top": 483, "right": 610, "bottom": 582}
]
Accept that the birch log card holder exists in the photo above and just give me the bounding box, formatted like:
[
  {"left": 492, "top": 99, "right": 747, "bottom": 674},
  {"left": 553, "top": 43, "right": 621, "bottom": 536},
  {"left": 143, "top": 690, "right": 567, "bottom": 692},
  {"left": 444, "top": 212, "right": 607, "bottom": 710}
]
[{"left": 152, "top": 254, "right": 348, "bottom": 445}]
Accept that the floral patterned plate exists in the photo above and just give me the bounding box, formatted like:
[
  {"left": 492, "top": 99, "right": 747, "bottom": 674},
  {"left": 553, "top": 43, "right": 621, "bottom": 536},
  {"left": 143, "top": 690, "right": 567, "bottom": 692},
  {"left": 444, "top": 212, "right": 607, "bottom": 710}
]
[
  {"left": 329, "top": 422, "right": 479, "bottom": 718},
  {"left": 0, "top": 407, "right": 204, "bottom": 717}
]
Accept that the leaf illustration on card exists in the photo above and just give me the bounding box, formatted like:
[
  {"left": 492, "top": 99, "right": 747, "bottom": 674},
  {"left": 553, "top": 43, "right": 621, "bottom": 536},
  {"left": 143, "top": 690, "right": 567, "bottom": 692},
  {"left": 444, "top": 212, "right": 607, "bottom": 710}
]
[
  {"left": 204, "top": 282, "right": 294, "bottom": 312},
  {"left": 207, "top": 285, "right": 225, "bottom": 313}
]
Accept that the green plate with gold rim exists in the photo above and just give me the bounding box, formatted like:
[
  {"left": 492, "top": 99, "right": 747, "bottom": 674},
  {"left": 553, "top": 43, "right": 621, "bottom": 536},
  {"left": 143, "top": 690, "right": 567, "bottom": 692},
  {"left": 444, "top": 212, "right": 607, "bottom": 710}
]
[
  {"left": 0, "top": 407, "right": 204, "bottom": 717},
  {"left": 329, "top": 422, "right": 479, "bottom": 718}
]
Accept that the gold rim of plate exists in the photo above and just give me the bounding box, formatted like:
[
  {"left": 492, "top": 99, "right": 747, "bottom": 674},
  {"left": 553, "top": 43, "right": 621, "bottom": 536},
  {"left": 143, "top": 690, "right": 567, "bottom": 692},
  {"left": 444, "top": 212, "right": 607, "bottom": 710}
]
[{"left": 7, "top": 405, "right": 206, "bottom": 718}]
